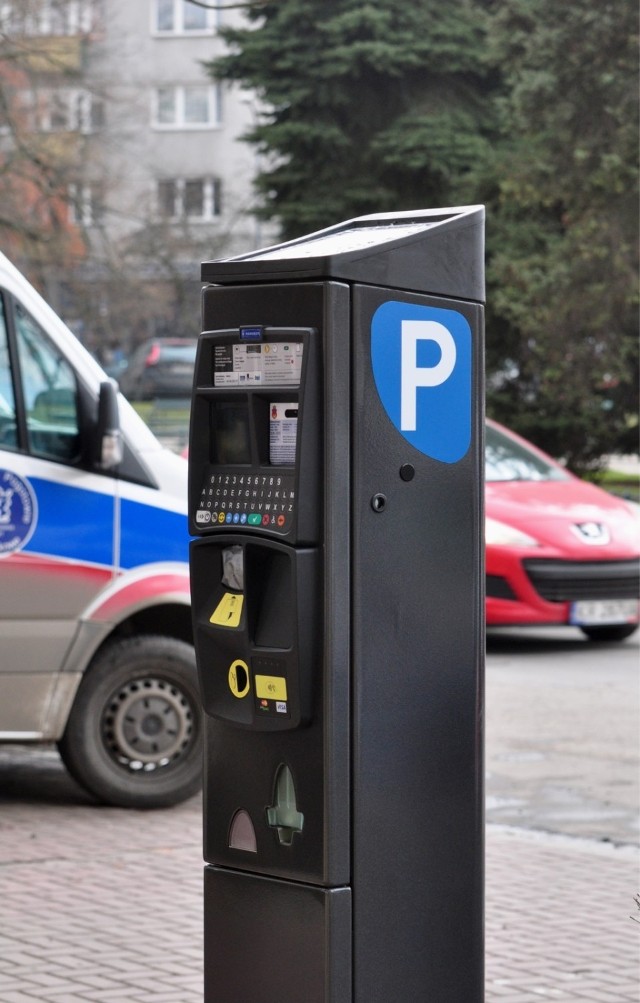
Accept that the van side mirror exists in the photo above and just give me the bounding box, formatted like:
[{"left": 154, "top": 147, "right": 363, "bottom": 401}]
[{"left": 96, "top": 380, "right": 123, "bottom": 469}]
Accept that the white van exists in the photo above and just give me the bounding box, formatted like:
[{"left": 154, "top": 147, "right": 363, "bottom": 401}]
[{"left": 0, "top": 251, "right": 200, "bottom": 808}]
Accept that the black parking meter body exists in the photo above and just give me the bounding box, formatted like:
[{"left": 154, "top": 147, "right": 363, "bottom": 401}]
[{"left": 188, "top": 207, "right": 485, "bottom": 1003}]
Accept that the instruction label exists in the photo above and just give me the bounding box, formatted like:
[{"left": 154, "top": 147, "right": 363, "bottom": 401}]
[
  {"left": 214, "top": 342, "right": 303, "bottom": 387},
  {"left": 210, "top": 592, "right": 244, "bottom": 628},
  {"left": 255, "top": 675, "right": 288, "bottom": 701},
  {"left": 269, "top": 403, "right": 298, "bottom": 465}
]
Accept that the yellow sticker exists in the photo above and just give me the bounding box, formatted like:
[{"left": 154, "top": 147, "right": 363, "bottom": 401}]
[
  {"left": 255, "top": 675, "right": 288, "bottom": 701},
  {"left": 210, "top": 592, "right": 244, "bottom": 628},
  {"left": 228, "top": 659, "right": 250, "bottom": 699}
]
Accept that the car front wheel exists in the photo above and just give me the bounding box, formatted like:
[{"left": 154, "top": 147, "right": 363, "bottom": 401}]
[{"left": 58, "top": 635, "right": 202, "bottom": 809}]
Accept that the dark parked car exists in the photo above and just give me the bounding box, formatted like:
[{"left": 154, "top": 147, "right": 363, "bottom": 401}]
[{"left": 119, "top": 338, "right": 197, "bottom": 401}]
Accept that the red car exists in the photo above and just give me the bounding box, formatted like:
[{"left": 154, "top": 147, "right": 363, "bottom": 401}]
[{"left": 485, "top": 419, "right": 640, "bottom": 642}]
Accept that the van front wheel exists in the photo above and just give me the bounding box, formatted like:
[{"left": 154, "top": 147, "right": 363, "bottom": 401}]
[{"left": 58, "top": 635, "right": 202, "bottom": 809}]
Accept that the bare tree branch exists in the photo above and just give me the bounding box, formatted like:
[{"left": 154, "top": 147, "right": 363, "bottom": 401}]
[{"left": 185, "top": 0, "right": 269, "bottom": 10}]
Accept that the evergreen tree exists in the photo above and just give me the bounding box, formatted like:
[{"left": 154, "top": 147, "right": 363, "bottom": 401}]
[
  {"left": 206, "top": 0, "right": 496, "bottom": 239},
  {"left": 484, "top": 0, "right": 639, "bottom": 469},
  {"left": 206, "top": 0, "right": 638, "bottom": 468}
]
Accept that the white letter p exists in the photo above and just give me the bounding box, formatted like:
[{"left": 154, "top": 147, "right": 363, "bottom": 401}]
[{"left": 400, "top": 320, "right": 456, "bottom": 431}]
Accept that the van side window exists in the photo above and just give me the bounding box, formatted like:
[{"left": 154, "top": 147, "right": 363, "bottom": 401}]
[
  {"left": 14, "top": 303, "right": 80, "bottom": 462},
  {"left": 0, "top": 298, "right": 18, "bottom": 449}
]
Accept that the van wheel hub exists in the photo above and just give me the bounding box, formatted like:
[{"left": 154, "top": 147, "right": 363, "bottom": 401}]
[{"left": 101, "top": 677, "right": 194, "bottom": 771}]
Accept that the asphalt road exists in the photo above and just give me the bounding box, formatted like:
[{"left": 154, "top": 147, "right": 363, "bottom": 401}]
[{"left": 485, "top": 625, "right": 639, "bottom": 845}]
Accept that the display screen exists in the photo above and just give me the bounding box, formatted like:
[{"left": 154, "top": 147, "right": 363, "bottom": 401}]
[{"left": 212, "top": 402, "right": 251, "bottom": 464}]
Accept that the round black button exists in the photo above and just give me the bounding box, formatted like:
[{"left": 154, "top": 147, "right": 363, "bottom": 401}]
[{"left": 399, "top": 464, "right": 415, "bottom": 482}]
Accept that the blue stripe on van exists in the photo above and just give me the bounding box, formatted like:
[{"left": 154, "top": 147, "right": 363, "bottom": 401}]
[
  {"left": 119, "top": 496, "right": 189, "bottom": 569},
  {"left": 25, "top": 477, "right": 114, "bottom": 566}
]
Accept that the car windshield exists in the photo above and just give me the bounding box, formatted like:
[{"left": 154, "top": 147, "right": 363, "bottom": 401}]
[{"left": 485, "top": 423, "right": 569, "bottom": 483}]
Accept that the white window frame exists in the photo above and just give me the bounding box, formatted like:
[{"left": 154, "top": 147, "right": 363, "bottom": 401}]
[
  {"left": 152, "top": 84, "right": 221, "bottom": 130},
  {"left": 151, "top": 0, "right": 219, "bottom": 36},
  {"left": 75, "top": 89, "right": 104, "bottom": 133},
  {"left": 5, "top": 0, "right": 94, "bottom": 36},
  {"left": 68, "top": 183, "right": 103, "bottom": 226},
  {"left": 157, "top": 177, "right": 222, "bottom": 222},
  {"left": 38, "top": 89, "right": 69, "bottom": 132},
  {"left": 36, "top": 88, "right": 103, "bottom": 134}
]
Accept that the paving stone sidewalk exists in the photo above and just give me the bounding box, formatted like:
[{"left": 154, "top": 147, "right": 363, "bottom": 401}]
[
  {"left": 0, "top": 750, "right": 638, "bottom": 1002},
  {"left": 486, "top": 826, "right": 639, "bottom": 1003}
]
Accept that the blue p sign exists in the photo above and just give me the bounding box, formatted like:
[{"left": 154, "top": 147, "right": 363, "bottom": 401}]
[{"left": 371, "top": 301, "right": 472, "bottom": 463}]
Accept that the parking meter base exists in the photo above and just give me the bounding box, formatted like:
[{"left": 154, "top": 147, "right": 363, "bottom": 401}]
[{"left": 204, "top": 867, "right": 351, "bottom": 1003}]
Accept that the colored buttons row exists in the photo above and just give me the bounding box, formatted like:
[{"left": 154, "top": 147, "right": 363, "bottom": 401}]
[{"left": 197, "top": 510, "right": 287, "bottom": 528}]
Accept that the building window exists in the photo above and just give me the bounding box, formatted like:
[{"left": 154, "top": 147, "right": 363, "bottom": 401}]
[
  {"left": 35, "top": 88, "right": 104, "bottom": 133},
  {"left": 1, "top": 0, "right": 95, "bottom": 36},
  {"left": 43, "top": 91, "right": 69, "bottom": 131},
  {"left": 152, "top": 84, "right": 221, "bottom": 129},
  {"left": 152, "top": 0, "right": 219, "bottom": 35},
  {"left": 75, "top": 90, "right": 105, "bottom": 132},
  {"left": 157, "top": 177, "right": 222, "bottom": 221},
  {"left": 68, "top": 182, "right": 103, "bottom": 226}
]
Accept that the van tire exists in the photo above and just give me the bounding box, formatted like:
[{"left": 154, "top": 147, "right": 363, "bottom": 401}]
[{"left": 58, "top": 635, "right": 202, "bottom": 809}]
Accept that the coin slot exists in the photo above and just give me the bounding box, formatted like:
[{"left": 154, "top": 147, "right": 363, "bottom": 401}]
[{"left": 228, "top": 659, "right": 250, "bottom": 698}]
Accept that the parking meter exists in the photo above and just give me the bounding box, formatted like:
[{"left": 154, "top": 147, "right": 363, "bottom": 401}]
[{"left": 189, "top": 207, "right": 485, "bottom": 1002}]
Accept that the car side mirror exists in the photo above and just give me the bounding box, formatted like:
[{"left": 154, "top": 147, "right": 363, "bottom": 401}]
[{"left": 96, "top": 380, "right": 123, "bottom": 469}]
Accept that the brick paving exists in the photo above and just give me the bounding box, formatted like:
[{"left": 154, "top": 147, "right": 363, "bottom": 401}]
[
  {"left": 486, "top": 827, "right": 639, "bottom": 1002},
  {"left": 0, "top": 747, "right": 638, "bottom": 1002}
]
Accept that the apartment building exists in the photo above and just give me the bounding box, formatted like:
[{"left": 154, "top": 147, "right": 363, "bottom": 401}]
[{"left": 0, "top": 0, "right": 274, "bottom": 349}]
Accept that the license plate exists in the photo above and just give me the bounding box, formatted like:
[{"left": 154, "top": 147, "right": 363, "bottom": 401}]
[{"left": 569, "top": 599, "right": 640, "bottom": 626}]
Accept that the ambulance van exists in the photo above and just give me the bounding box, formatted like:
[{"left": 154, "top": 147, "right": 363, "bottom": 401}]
[{"left": 0, "top": 251, "right": 200, "bottom": 808}]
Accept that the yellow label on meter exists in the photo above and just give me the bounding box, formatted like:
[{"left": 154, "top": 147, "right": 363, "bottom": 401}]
[
  {"left": 255, "top": 675, "right": 288, "bottom": 701},
  {"left": 210, "top": 592, "right": 244, "bottom": 628},
  {"left": 228, "top": 659, "right": 250, "bottom": 699}
]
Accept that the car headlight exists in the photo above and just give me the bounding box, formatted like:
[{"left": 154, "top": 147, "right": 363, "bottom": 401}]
[
  {"left": 624, "top": 500, "right": 640, "bottom": 522},
  {"left": 485, "top": 517, "right": 540, "bottom": 547}
]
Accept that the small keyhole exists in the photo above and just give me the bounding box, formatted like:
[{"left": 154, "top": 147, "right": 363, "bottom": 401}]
[{"left": 371, "top": 493, "right": 387, "bottom": 513}]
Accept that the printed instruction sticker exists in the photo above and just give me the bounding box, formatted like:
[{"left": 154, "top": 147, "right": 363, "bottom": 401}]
[
  {"left": 210, "top": 592, "right": 244, "bottom": 628},
  {"left": 269, "top": 403, "right": 298, "bottom": 465},
  {"left": 214, "top": 343, "right": 304, "bottom": 387}
]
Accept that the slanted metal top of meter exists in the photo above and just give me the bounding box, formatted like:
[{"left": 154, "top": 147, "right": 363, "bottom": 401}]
[
  {"left": 201, "top": 206, "right": 485, "bottom": 303},
  {"left": 245, "top": 222, "right": 438, "bottom": 260}
]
